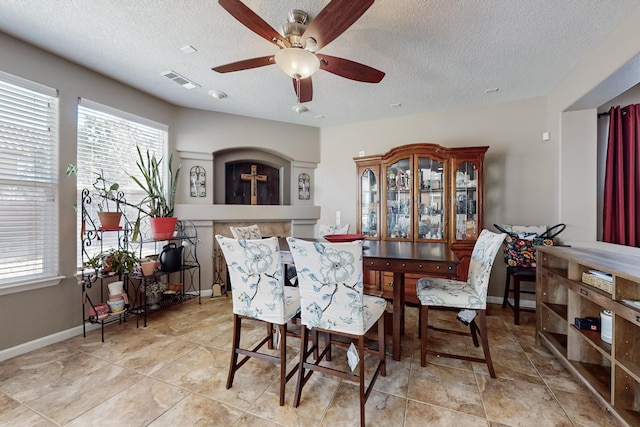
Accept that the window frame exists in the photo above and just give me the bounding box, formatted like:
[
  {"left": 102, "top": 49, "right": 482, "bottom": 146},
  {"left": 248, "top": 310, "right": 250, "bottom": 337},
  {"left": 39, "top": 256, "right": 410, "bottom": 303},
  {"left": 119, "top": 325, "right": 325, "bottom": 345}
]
[{"left": 0, "top": 70, "right": 63, "bottom": 295}]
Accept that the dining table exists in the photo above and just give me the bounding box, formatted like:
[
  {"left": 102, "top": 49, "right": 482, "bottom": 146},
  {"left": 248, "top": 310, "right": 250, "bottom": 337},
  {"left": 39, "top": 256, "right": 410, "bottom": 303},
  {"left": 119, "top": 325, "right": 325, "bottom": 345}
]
[{"left": 281, "top": 237, "right": 459, "bottom": 361}]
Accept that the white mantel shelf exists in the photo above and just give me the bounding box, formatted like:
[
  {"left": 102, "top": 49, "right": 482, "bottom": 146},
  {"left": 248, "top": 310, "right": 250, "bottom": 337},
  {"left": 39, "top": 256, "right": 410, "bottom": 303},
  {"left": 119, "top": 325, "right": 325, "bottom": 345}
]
[{"left": 175, "top": 204, "right": 321, "bottom": 222}]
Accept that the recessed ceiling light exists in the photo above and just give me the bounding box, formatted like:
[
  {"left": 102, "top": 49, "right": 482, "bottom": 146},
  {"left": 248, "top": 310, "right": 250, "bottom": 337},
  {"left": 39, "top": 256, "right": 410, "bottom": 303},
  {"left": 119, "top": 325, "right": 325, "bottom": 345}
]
[
  {"left": 180, "top": 45, "right": 197, "bottom": 54},
  {"left": 485, "top": 88, "right": 499, "bottom": 93},
  {"left": 315, "top": 114, "right": 325, "bottom": 119},
  {"left": 292, "top": 105, "right": 308, "bottom": 114},
  {"left": 208, "top": 90, "right": 227, "bottom": 99},
  {"left": 390, "top": 103, "right": 402, "bottom": 108}
]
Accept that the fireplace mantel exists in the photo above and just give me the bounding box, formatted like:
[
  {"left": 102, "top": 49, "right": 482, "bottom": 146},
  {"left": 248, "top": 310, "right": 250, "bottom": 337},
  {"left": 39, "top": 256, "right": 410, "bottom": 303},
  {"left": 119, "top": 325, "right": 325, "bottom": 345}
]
[{"left": 175, "top": 204, "right": 320, "bottom": 222}]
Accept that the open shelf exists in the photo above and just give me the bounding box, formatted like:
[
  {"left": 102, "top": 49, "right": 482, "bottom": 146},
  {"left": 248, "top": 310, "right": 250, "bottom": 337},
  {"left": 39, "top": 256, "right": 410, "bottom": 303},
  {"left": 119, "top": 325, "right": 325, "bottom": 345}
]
[
  {"left": 537, "top": 245, "right": 640, "bottom": 427},
  {"left": 539, "top": 330, "right": 568, "bottom": 358},
  {"left": 570, "top": 360, "right": 612, "bottom": 402}
]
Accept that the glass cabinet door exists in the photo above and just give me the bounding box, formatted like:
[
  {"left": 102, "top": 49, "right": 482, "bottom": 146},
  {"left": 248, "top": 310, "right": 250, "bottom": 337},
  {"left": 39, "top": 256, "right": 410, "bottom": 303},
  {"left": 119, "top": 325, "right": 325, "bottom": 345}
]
[
  {"left": 416, "top": 156, "right": 445, "bottom": 240},
  {"left": 360, "top": 167, "right": 379, "bottom": 238},
  {"left": 385, "top": 157, "right": 411, "bottom": 239},
  {"left": 455, "top": 160, "right": 480, "bottom": 240}
]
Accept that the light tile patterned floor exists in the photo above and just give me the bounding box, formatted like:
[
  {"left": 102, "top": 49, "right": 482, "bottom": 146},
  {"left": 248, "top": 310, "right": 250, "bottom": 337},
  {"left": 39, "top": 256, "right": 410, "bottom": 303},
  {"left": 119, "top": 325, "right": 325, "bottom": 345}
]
[{"left": 0, "top": 297, "right": 624, "bottom": 426}]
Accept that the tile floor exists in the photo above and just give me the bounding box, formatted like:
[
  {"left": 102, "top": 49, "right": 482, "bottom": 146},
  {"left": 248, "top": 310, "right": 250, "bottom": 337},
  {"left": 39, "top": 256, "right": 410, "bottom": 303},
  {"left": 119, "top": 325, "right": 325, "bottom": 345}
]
[{"left": 0, "top": 297, "right": 624, "bottom": 426}]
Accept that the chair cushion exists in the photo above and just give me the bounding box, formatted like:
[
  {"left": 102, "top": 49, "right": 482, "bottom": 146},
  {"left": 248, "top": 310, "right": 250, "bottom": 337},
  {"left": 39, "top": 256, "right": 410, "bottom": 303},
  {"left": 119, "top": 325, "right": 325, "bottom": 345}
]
[
  {"left": 497, "top": 224, "right": 546, "bottom": 240},
  {"left": 318, "top": 223, "right": 350, "bottom": 238},
  {"left": 287, "top": 237, "right": 386, "bottom": 335},
  {"left": 416, "top": 277, "right": 485, "bottom": 309},
  {"left": 216, "top": 235, "right": 300, "bottom": 324}
]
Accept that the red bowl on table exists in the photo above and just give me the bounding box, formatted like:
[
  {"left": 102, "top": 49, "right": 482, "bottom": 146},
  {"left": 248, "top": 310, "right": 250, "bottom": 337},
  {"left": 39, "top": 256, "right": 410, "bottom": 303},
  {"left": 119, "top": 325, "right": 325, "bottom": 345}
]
[{"left": 323, "top": 234, "right": 366, "bottom": 242}]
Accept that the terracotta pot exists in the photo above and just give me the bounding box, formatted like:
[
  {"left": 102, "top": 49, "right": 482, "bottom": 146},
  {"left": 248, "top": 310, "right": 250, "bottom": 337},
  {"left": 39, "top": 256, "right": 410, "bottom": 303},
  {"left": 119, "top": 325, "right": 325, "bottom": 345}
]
[
  {"left": 140, "top": 261, "right": 155, "bottom": 276},
  {"left": 150, "top": 217, "right": 177, "bottom": 240},
  {"left": 98, "top": 212, "right": 122, "bottom": 229}
]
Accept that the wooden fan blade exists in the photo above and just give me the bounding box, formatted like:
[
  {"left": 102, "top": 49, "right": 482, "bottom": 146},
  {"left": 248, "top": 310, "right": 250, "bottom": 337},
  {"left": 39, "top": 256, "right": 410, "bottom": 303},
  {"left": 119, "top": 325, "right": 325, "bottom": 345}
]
[
  {"left": 302, "top": 0, "right": 374, "bottom": 51},
  {"left": 293, "top": 77, "right": 313, "bottom": 103},
  {"left": 218, "top": 0, "right": 290, "bottom": 48},
  {"left": 318, "top": 54, "right": 385, "bottom": 83},
  {"left": 212, "top": 55, "right": 275, "bottom": 73}
]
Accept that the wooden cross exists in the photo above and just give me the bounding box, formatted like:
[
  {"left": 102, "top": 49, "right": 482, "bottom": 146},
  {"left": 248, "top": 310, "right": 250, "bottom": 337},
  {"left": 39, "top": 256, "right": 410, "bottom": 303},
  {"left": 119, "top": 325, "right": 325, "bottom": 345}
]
[{"left": 241, "top": 165, "right": 267, "bottom": 205}]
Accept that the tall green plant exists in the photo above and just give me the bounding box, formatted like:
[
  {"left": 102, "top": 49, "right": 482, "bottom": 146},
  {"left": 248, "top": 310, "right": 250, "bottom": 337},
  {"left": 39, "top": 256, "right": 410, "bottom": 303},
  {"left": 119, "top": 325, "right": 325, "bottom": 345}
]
[{"left": 128, "top": 146, "right": 181, "bottom": 240}]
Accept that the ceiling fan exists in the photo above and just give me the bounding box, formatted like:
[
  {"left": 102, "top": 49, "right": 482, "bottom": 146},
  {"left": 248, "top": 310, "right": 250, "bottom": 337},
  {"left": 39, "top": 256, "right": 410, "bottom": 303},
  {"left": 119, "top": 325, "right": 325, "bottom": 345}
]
[{"left": 212, "top": 0, "right": 385, "bottom": 103}]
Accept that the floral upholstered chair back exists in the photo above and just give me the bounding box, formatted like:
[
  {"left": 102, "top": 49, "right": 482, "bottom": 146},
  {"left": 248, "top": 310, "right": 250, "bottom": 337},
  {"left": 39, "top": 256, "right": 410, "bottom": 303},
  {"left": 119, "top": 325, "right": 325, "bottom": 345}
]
[
  {"left": 229, "top": 224, "right": 262, "bottom": 240},
  {"left": 216, "top": 235, "right": 299, "bottom": 324},
  {"left": 286, "top": 237, "right": 386, "bottom": 335},
  {"left": 467, "top": 229, "right": 507, "bottom": 303},
  {"left": 318, "top": 223, "right": 350, "bottom": 238}
]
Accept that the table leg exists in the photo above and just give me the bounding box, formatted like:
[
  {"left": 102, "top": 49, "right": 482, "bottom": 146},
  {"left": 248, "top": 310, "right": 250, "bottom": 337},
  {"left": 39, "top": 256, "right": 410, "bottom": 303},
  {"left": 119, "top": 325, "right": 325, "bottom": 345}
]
[{"left": 392, "top": 271, "right": 405, "bottom": 361}]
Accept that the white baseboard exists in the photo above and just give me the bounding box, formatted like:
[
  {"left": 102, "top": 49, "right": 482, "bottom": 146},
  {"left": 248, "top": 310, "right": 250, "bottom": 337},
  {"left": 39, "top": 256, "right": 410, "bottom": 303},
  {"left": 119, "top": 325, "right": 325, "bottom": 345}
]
[
  {"left": 1, "top": 291, "right": 209, "bottom": 363},
  {"left": 0, "top": 323, "right": 101, "bottom": 363},
  {"left": 487, "top": 295, "right": 536, "bottom": 309}
]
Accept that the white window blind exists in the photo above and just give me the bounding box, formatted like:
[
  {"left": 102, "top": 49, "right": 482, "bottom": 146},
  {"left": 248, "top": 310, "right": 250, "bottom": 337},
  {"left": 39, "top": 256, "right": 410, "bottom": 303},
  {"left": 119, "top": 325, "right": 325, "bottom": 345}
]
[
  {"left": 0, "top": 71, "right": 59, "bottom": 288},
  {"left": 76, "top": 99, "right": 168, "bottom": 261}
]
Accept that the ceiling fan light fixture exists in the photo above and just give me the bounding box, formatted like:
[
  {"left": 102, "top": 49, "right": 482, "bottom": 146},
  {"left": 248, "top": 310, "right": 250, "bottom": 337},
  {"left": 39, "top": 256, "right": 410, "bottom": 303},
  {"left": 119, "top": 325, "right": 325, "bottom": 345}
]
[{"left": 275, "top": 48, "right": 320, "bottom": 79}]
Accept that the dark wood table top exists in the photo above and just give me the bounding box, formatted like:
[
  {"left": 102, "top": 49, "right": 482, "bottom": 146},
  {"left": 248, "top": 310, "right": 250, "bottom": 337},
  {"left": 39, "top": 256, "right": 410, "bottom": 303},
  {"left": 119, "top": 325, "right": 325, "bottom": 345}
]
[{"left": 362, "top": 240, "right": 459, "bottom": 264}]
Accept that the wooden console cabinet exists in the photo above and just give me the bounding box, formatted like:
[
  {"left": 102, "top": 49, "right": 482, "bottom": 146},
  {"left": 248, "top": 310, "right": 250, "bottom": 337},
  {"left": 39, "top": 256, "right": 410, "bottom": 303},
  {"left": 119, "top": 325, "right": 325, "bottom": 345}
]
[
  {"left": 536, "top": 245, "right": 640, "bottom": 426},
  {"left": 355, "top": 143, "right": 488, "bottom": 301}
]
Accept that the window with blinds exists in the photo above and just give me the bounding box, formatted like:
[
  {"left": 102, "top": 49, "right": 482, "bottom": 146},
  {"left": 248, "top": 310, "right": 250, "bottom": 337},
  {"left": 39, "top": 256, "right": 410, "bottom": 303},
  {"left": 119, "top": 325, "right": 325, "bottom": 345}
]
[
  {"left": 0, "top": 71, "right": 59, "bottom": 288},
  {"left": 76, "top": 99, "right": 168, "bottom": 262}
]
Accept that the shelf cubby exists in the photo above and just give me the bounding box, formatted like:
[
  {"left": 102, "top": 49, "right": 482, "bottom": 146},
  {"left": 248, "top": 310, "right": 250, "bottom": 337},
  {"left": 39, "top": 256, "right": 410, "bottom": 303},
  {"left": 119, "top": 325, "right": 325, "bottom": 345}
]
[{"left": 537, "top": 245, "right": 640, "bottom": 427}]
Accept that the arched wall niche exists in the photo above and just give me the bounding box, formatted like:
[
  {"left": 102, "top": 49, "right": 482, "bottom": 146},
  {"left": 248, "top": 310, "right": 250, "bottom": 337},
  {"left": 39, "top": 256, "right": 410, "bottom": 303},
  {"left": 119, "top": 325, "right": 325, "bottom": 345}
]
[{"left": 213, "top": 147, "right": 292, "bottom": 205}]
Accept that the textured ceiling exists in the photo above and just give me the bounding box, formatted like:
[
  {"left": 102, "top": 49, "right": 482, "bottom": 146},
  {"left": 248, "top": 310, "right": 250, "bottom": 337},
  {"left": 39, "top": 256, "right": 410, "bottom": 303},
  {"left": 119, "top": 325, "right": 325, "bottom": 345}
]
[{"left": 0, "top": 0, "right": 638, "bottom": 128}]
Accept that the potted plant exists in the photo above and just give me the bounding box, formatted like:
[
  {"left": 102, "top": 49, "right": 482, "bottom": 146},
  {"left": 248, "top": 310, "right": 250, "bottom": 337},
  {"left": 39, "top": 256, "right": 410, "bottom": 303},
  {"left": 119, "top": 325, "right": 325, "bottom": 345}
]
[
  {"left": 128, "top": 146, "right": 181, "bottom": 240},
  {"left": 141, "top": 281, "right": 167, "bottom": 310},
  {"left": 138, "top": 255, "right": 158, "bottom": 276},
  {"left": 85, "top": 247, "right": 139, "bottom": 277},
  {"left": 66, "top": 165, "right": 125, "bottom": 230}
]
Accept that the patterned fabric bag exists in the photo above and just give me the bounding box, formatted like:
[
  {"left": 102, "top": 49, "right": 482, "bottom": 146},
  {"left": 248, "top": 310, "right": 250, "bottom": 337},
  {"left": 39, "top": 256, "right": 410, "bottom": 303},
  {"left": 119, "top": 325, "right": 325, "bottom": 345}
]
[{"left": 494, "top": 223, "right": 565, "bottom": 268}]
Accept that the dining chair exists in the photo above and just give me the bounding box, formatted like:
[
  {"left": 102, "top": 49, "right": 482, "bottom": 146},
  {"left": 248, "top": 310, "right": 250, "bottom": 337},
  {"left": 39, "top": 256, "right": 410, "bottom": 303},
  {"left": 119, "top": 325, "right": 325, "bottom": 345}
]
[
  {"left": 415, "top": 229, "right": 506, "bottom": 377},
  {"left": 496, "top": 223, "right": 564, "bottom": 324},
  {"left": 215, "top": 235, "right": 301, "bottom": 406},
  {"left": 286, "top": 237, "right": 386, "bottom": 427},
  {"left": 318, "top": 223, "right": 350, "bottom": 238},
  {"left": 229, "top": 224, "right": 262, "bottom": 239}
]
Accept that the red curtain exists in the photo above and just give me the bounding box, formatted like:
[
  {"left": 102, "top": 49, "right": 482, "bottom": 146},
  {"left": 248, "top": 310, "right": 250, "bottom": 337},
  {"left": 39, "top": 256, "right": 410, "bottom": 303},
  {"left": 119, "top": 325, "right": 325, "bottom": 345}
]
[{"left": 603, "top": 104, "right": 640, "bottom": 246}]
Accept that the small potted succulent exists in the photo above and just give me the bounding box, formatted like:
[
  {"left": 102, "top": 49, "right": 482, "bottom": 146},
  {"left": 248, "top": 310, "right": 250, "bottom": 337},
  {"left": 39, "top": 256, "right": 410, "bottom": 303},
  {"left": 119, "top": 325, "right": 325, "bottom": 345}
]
[
  {"left": 141, "top": 281, "right": 167, "bottom": 310},
  {"left": 66, "top": 164, "right": 125, "bottom": 229}
]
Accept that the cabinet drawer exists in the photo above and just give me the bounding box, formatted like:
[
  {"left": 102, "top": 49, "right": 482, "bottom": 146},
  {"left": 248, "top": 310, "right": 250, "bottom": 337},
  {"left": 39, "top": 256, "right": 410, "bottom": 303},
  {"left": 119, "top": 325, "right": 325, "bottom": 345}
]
[{"left": 363, "top": 258, "right": 456, "bottom": 275}]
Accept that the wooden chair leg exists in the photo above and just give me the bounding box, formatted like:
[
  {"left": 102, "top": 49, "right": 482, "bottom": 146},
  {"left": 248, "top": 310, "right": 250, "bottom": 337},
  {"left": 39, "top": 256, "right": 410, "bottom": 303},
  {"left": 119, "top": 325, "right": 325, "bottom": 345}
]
[
  {"left": 469, "top": 320, "right": 480, "bottom": 347},
  {"left": 226, "top": 314, "right": 241, "bottom": 389},
  {"left": 358, "top": 335, "right": 366, "bottom": 427},
  {"left": 378, "top": 315, "right": 386, "bottom": 376},
  {"left": 293, "top": 325, "right": 309, "bottom": 408},
  {"left": 278, "top": 323, "right": 287, "bottom": 406},
  {"left": 267, "top": 322, "right": 274, "bottom": 349},
  {"left": 502, "top": 269, "right": 511, "bottom": 308},
  {"left": 513, "top": 276, "right": 521, "bottom": 325},
  {"left": 420, "top": 305, "right": 429, "bottom": 367},
  {"left": 477, "top": 310, "right": 496, "bottom": 378}
]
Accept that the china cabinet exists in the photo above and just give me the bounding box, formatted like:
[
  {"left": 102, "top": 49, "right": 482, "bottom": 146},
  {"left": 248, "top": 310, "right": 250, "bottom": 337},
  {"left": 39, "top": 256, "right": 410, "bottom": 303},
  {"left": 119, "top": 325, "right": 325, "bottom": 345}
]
[
  {"left": 536, "top": 245, "right": 640, "bottom": 427},
  {"left": 355, "top": 144, "right": 488, "bottom": 301}
]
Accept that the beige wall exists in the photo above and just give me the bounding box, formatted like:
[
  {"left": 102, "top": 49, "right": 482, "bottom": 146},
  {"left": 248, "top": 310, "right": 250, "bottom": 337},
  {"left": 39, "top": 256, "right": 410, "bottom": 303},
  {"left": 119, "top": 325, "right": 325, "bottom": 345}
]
[
  {"left": 549, "top": 6, "right": 640, "bottom": 243},
  {"left": 2, "top": 3, "right": 640, "bottom": 354},
  {"left": 317, "top": 97, "right": 555, "bottom": 297},
  {"left": 0, "top": 33, "right": 320, "bottom": 353}
]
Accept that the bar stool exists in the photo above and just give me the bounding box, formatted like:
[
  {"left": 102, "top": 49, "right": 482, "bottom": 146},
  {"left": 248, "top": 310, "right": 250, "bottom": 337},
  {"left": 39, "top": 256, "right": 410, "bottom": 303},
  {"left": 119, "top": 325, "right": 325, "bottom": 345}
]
[{"left": 502, "top": 266, "right": 536, "bottom": 325}]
